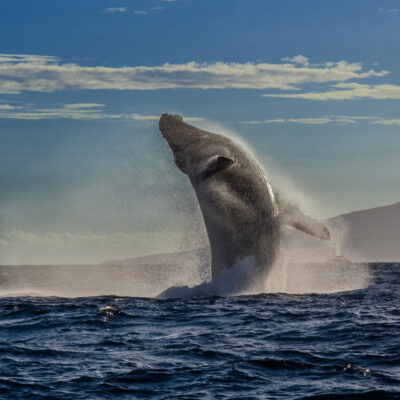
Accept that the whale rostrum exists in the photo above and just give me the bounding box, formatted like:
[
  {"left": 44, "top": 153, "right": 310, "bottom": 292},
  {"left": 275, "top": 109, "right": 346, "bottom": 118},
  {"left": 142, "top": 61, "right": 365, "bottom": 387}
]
[{"left": 159, "top": 113, "right": 329, "bottom": 284}]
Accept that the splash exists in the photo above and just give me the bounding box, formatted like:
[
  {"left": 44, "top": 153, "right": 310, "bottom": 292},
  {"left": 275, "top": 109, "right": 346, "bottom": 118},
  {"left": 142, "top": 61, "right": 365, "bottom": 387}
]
[
  {"left": 158, "top": 253, "right": 371, "bottom": 299},
  {"left": 0, "top": 118, "right": 371, "bottom": 298},
  {"left": 0, "top": 244, "right": 371, "bottom": 298},
  {"left": 158, "top": 257, "right": 261, "bottom": 299},
  {"left": 157, "top": 118, "right": 372, "bottom": 298},
  {"left": 0, "top": 248, "right": 209, "bottom": 298},
  {"left": 265, "top": 254, "right": 371, "bottom": 295}
]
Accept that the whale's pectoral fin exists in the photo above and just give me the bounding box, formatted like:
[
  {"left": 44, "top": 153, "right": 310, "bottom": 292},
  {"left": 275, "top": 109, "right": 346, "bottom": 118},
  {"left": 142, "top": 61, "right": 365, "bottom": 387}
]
[
  {"left": 277, "top": 198, "right": 330, "bottom": 240},
  {"left": 197, "top": 155, "right": 234, "bottom": 183}
]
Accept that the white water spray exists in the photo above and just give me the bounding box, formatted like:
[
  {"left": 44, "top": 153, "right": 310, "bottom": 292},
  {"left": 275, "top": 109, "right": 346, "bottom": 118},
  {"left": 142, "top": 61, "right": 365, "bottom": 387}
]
[{"left": 0, "top": 118, "right": 371, "bottom": 298}]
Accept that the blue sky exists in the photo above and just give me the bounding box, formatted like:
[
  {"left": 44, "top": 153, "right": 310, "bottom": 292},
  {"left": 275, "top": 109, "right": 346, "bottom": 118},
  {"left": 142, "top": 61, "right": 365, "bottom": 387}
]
[{"left": 0, "top": 0, "right": 399, "bottom": 263}]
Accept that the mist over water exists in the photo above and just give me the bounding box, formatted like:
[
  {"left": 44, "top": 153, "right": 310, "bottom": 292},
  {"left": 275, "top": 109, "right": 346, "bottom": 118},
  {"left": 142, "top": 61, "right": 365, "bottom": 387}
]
[
  {"left": 0, "top": 118, "right": 372, "bottom": 298},
  {"left": 0, "top": 120, "right": 200, "bottom": 265}
]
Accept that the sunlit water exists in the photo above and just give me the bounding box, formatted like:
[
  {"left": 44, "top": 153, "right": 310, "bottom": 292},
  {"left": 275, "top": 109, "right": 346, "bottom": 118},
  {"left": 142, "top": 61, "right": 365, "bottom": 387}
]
[{"left": 0, "top": 263, "right": 399, "bottom": 399}]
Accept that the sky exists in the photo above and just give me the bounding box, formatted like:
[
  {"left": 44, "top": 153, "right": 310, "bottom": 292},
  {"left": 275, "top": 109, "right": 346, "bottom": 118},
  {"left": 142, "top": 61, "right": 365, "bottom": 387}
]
[{"left": 0, "top": 0, "right": 399, "bottom": 263}]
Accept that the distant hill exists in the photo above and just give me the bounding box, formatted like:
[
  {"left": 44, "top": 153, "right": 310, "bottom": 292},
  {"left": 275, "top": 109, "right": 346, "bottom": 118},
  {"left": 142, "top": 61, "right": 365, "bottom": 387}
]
[
  {"left": 102, "top": 247, "right": 210, "bottom": 268},
  {"left": 329, "top": 202, "right": 400, "bottom": 262},
  {"left": 108, "top": 203, "right": 400, "bottom": 264}
]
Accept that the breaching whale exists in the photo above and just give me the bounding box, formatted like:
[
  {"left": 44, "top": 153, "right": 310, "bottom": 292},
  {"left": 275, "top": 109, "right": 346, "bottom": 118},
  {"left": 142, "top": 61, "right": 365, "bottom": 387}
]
[{"left": 159, "top": 114, "right": 329, "bottom": 289}]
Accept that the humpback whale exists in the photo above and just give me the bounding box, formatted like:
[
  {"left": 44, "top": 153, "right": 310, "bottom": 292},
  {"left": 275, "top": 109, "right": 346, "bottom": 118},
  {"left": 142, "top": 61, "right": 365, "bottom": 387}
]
[{"left": 159, "top": 114, "right": 329, "bottom": 289}]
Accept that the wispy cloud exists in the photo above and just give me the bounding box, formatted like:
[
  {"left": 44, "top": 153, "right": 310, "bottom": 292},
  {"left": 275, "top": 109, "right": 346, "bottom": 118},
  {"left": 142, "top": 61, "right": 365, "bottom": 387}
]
[
  {"left": 0, "top": 229, "right": 183, "bottom": 264},
  {"left": 372, "top": 119, "right": 400, "bottom": 126},
  {"left": 104, "top": 7, "right": 128, "bottom": 13},
  {"left": 0, "top": 104, "right": 200, "bottom": 122},
  {"left": 243, "top": 116, "right": 353, "bottom": 125},
  {"left": 0, "top": 53, "right": 58, "bottom": 64},
  {"left": 378, "top": 7, "right": 398, "bottom": 13},
  {"left": 0, "top": 53, "right": 388, "bottom": 95},
  {"left": 241, "top": 115, "right": 400, "bottom": 125},
  {"left": 130, "top": 113, "right": 161, "bottom": 121},
  {"left": 63, "top": 103, "right": 105, "bottom": 109},
  {"left": 134, "top": 10, "right": 147, "bottom": 15},
  {"left": 0, "top": 104, "right": 18, "bottom": 110},
  {"left": 0, "top": 229, "right": 179, "bottom": 246},
  {"left": 130, "top": 113, "right": 202, "bottom": 122},
  {"left": 244, "top": 118, "right": 287, "bottom": 124},
  {"left": 0, "top": 103, "right": 119, "bottom": 120},
  {"left": 263, "top": 83, "right": 400, "bottom": 100},
  {"left": 281, "top": 55, "right": 310, "bottom": 66}
]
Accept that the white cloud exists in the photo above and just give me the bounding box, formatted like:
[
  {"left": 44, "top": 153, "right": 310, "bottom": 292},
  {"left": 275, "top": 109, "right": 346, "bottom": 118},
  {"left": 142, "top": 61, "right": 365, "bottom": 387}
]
[
  {"left": 372, "top": 119, "right": 400, "bottom": 126},
  {"left": 0, "top": 103, "right": 119, "bottom": 120},
  {"left": 0, "top": 105, "right": 201, "bottom": 122},
  {"left": 288, "top": 117, "right": 340, "bottom": 125},
  {"left": 281, "top": 55, "right": 310, "bottom": 66},
  {"left": 0, "top": 104, "right": 17, "bottom": 110},
  {"left": 378, "top": 7, "right": 399, "bottom": 14},
  {"left": 0, "top": 53, "right": 388, "bottom": 95},
  {"left": 130, "top": 113, "right": 202, "bottom": 122},
  {"left": 64, "top": 103, "right": 105, "bottom": 109},
  {"left": 130, "top": 113, "right": 160, "bottom": 121},
  {"left": 0, "top": 229, "right": 179, "bottom": 245},
  {"left": 243, "top": 117, "right": 346, "bottom": 125},
  {"left": 379, "top": 8, "right": 399, "bottom": 13},
  {"left": 134, "top": 10, "right": 147, "bottom": 15},
  {"left": 243, "top": 118, "right": 286, "bottom": 124},
  {"left": 104, "top": 7, "right": 127, "bottom": 13},
  {"left": 263, "top": 83, "right": 400, "bottom": 100},
  {"left": 0, "top": 54, "right": 58, "bottom": 64},
  {"left": 241, "top": 115, "right": 399, "bottom": 126}
]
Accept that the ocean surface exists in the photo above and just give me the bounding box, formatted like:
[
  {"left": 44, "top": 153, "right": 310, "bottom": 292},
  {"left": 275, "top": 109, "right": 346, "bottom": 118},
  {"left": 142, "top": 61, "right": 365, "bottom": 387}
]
[{"left": 1, "top": 262, "right": 399, "bottom": 400}]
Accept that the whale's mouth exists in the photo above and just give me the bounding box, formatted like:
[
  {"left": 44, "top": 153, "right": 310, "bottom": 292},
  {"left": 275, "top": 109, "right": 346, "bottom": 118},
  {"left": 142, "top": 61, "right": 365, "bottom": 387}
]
[
  {"left": 159, "top": 113, "right": 194, "bottom": 154},
  {"left": 159, "top": 113, "right": 193, "bottom": 173},
  {"left": 159, "top": 113, "right": 183, "bottom": 151},
  {"left": 159, "top": 113, "right": 213, "bottom": 154}
]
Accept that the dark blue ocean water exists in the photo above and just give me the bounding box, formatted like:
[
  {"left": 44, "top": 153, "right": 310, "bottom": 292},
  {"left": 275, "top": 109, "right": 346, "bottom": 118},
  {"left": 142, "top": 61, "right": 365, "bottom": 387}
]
[{"left": 0, "top": 263, "right": 399, "bottom": 400}]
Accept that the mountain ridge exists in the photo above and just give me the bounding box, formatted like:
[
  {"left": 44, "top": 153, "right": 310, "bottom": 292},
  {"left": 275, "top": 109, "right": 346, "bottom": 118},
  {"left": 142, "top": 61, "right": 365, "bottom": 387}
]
[{"left": 328, "top": 201, "right": 400, "bottom": 262}]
